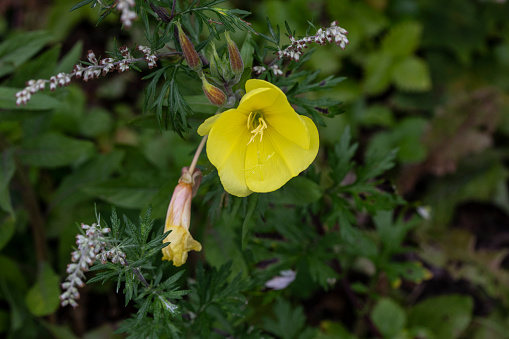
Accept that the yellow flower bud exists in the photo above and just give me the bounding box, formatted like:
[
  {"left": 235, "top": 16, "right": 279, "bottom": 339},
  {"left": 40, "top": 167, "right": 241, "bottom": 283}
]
[
  {"left": 162, "top": 167, "right": 202, "bottom": 267},
  {"left": 201, "top": 74, "right": 227, "bottom": 106},
  {"left": 176, "top": 22, "right": 202, "bottom": 72},
  {"left": 225, "top": 31, "right": 244, "bottom": 76}
]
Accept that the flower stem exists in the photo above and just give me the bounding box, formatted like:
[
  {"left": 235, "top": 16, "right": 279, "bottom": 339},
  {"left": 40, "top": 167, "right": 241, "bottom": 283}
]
[{"left": 189, "top": 135, "right": 208, "bottom": 175}]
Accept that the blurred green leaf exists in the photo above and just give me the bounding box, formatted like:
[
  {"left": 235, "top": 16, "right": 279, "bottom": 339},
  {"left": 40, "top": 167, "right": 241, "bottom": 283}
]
[
  {"left": 263, "top": 299, "right": 316, "bottom": 339},
  {"left": 56, "top": 41, "right": 83, "bottom": 74},
  {"left": 382, "top": 21, "right": 422, "bottom": 58},
  {"left": 363, "top": 52, "right": 394, "bottom": 95},
  {"left": 51, "top": 151, "right": 124, "bottom": 208},
  {"left": 0, "top": 87, "right": 60, "bottom": 111},
  {"left": 392, "top": 56, "right": 432, "bottom": 92},
  {"left": 25, "top": 263, "right": 60, "bottom": 316},
  {"left": 267, "top": 176, "right": 323, "bottom": 205},
  {"left": 371, "top": 297, "right": 406, "bottom": 338},
  {"left": 0, "top": 217, "right": 15, "bottom": 251},
  {"left": 407, "top": 295, "right": 473, "bottom": 339},
  {"left": 240, "top": 33, "right": 255, "bottom": 69},
  {"left": 82, "top": 174, "right": 164, "bottom": 209},
  {"left": 0, "top": 31, "right": 53, "bottom": 78},
  {"left": 18, "top": 132, "right": 94, "bottom": 168},
  {"left": 0, "top": 149, "right": 16, "bottom": 216}
]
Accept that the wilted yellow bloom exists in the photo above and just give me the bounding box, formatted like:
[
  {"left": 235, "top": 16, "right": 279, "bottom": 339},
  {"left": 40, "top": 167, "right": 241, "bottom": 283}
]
[
  {"left": 198, "top": 79, "right": 319, "bottom": 197},
  {"left": 162, "top": 167, "right": 202, "bottom": 267}
]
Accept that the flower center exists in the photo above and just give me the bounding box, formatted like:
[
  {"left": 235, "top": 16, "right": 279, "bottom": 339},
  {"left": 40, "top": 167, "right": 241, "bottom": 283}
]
[{"left": 247, "top": 111, "right": 268, "bottom": 145}]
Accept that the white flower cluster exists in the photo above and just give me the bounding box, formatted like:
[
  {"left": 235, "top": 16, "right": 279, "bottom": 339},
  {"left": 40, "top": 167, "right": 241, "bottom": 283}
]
[
  {"left": 60, "top": 223, "right": 111, "bottom": 308},
  {"left": 277, "top": 21, "right": 349, "bottom": 61},
  {"left": 98, "top": 245, "right": 126, "bottom": 265},
  {"left": 118, "top": 45, "right": 134, "bottom": 72},
  {"left": 137, "top": 45, "right": 158, "bottom": 69},
  {"left": 15, "top": 46, "right": 160, "bottom": 105},
  {"left": 15, "top": 73, "right": 72, "bottom": 106},
  {"left": 117, "top": 0, "right": 138, "bottom": 28},
  {"left": 252, "top": 64, "right": 283, "bottom": 76}
]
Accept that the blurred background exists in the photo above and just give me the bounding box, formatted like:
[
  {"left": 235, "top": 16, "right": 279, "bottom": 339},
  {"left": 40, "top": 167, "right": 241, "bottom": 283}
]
[{"left": 1, "top": 0, "right": 509, "bottom": 337}]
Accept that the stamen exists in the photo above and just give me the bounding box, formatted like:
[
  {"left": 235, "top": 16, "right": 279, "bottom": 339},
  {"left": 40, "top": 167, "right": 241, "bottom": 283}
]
[{"left": 247, "top": 111, "right": 268, "bottom": 145}]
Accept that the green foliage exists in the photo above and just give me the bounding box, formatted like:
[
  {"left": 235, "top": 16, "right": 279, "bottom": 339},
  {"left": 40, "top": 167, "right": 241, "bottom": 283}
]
[{"left": 2, "top": 0, "right": 509, "bottom": 337}]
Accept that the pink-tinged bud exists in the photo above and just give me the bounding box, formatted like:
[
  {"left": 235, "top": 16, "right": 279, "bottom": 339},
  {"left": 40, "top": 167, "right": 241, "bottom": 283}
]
[
  {"left": 177, "top": 22, "right": 202, "bottom": 72},
  {"left": 225, "top": 31, "right": 244, "bottom": 75},
  {"left": 162, "top": 167, "right": 202, "bottom": 267},
  {"left": 201, "top": 75, "right": 227, "bottom": 106}
]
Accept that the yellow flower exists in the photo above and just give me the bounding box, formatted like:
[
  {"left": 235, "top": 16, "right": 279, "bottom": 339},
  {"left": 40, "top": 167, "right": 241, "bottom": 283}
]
[
  {"left": 162, "top": 168, "right": 202, "bottom": 267},
  {"left": 198, "top": 79, "right": 319, "bottom": 197}
]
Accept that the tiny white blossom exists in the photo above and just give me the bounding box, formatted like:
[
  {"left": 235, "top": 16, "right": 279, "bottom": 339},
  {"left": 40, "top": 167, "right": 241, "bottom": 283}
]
[{"left": 278, "top": 21, "right": 349, "bottom": 62}]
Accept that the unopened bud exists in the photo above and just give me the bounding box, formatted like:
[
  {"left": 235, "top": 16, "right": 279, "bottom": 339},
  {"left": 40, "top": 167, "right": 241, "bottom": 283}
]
[
  {"left": 225, "top": 31, "right": 244, "bottom": 76},
  {"left": 209, "top": 44, "right": 222, "bottom": 79},
  {"left": 177, "top": 22, "right": 202, "bottom": 72},
  {"left": 201, "top": 74, "right": 227, "bottom": 106}
]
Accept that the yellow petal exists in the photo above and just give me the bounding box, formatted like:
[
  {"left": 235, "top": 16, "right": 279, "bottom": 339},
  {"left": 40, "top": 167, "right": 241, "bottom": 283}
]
[
  {"left": 206, "top": 109, "right": 253, "bottom": 197},
  {"left": 241, "top": 81, "right": 310, "bottom": 150},
  {"left": 197, "top": 113, "right": 223, "bottom": 136},
  {"left": 238, "top": 87, "right": 281, "bottom": 112},
  {"left": 264, "top": 106, "right": 310, "bottom": 150},
  {"left": 244, "top": 115, "right": 319, "bottom": 193},
  {"left": 162, "top": 225, "right": 202, "bottom": 267},
  {"left": 245, "top": 79, "right": 285, "bottom": 95}
]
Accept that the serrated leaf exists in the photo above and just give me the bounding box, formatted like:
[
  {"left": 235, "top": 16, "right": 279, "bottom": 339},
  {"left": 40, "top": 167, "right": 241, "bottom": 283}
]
[
  {"left": 371, "top": 298, "right": 406, "bottom": 338},
  {"left": 392, "top": 56, "right": 432, "bottom": 92},
  {"left": 18, "top": 132, "right": 94, "bottom": 168},
  {"left": 263, "top": 299, "right": 309, "bottom": 339},
  {"left": 25, "top": 263, "right": 60, "bottom": 316},
  {"left": 382, "top": 21, "right": 422, "bottom": 57}
]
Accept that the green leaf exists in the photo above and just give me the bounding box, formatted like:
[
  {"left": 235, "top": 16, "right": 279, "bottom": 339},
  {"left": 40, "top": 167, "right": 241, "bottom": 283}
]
[
  {"left": 40, "top": 320, "right": 79, "bottom": 339},
  {"left": 382, "top": 21, "right": 422, "bottom": 57},
  {"left": 240, "top": 33, "right": 255, "bottom": 69},
  {"left": 25, "top": 263, "right": 60, "bottom": 316},
  {"left": 51, "top": 151, "right": 124, "bottom": 208},
  {"left": 407, "top": 295, "right": 473, "bottom": 339},
  {"left": 263, "top": 299, "right": 314, "bottom": 339},
  {"left": 0, "top": 87, "right": 60, "bottom": 111},
  {"left": 242, "top": 193, "right": 258, "bottom": 250},
  {"left": 69, "top": 0, "right": 95, "bottom": 12},
  {"left": 18, "top": 132, "right": 94, "bottom": 168},
  {"left": 56, "top": 41, "right": 83, "bottom": 74},
  {"left": 0, "top": 31, "right": 53, "bottom": 78},
  {"left": 363, "top": 52, "right": 394, "bottom": 95},
  {"left": 0, "top": 149, "right": 15, "bottom": 216},
  {"left": 82, "top": 175, "right": 163, "bottom": 209},
  {"left": 392, "top": 56, "right": 432, "bottom": 92},
  {"left": 0, "top": 309, "right": 8, "bottom": 334},
  {"left": 0, "top": 217, "right": 15, "bottom": 251},
  {"left": 267, "top": 176, "right": 323, "bottom": 205},
  {"left": 371, "top": 298, "right": 406, "bottom": 338}
]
